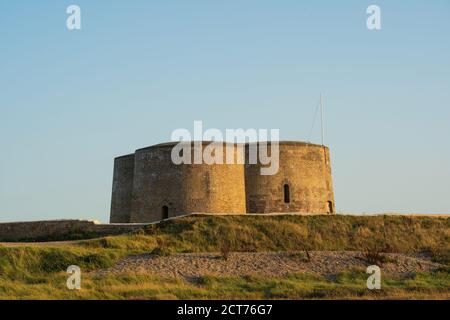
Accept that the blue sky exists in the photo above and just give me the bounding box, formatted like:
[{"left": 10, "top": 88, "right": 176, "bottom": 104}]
[{"left": 0, "top": 1, "right": 449, "bottom": 222}]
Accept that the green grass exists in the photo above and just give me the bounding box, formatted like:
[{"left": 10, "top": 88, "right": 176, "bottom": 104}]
[
  {"left": 0, "top": 271, "right": 448, "bottom": 300},
  {"left": 142, "top": 214, "right": 449, "bottom": 252},
  {"left": 0, "top": 215, "right": 448, "bottom": 299}
]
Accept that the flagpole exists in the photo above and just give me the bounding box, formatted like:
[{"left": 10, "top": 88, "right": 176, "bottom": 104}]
[{"left": 320, "top": 93, "right": 325, "bottom": 146}]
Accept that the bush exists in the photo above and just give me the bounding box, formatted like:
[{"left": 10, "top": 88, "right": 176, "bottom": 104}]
[
  {"left": 150, "top": 247, "right": 171, "bottom": 256},
  {"left": 291, "top": 251, "right": 310, "bottom": 262},
  {"left": 219, "top": 241, "right": 231, "bottom": 261},
  {"left": 422, "top": 247, "right": 450, "bottom": 265},
  {"left": 362, "top": 248, "right": 387, "bottom": 265}
]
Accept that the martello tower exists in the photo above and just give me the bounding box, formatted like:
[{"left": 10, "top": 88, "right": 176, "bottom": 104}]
[{"left": 110, "top": 141, "right": 335, "bottom": 223}]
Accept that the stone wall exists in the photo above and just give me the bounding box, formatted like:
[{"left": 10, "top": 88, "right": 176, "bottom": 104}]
[
  {"left": 0, "top": 220, "right": 146, "bottom": 242},
  {"left": 110, "top": 154, "right": 135, "bottom": 223},
  {"left": 245, "top": 142, "right": 335, "bottom": 214},
  {"left": 129, "top": 142, "right": 246, "bottom": 222}
]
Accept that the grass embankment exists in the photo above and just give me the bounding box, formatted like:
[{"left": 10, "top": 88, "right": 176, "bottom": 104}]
[
  {"left": 1, "top": 271, "right": 449, "bottom": 300},
  {"left": 0, "top": 215, "right": 449, "bottom": 299}
]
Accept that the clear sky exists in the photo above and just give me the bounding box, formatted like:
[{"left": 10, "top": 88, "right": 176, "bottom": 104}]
[{"left": 0, "top": 1, "right": 449, "bottom": 222}]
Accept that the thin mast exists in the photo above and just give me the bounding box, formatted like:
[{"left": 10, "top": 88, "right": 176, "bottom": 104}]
[{"left": 320, "top": 93, "right": 325, "bottom": 146}]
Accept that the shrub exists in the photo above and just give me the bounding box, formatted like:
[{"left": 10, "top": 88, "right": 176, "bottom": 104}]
[
  {"left": 362, "top": 247, "right": 387, "bottom": 265},
  {"left": 150, "top": 247, "right": 171, "bottom": 256},
  {"left": 219, "top": 241, "right": 231, "bottom": 261}
]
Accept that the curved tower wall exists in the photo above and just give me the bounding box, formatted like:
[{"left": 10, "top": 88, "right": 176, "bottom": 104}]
[
  {"left": 244, "top": 142, "right": 335, "bottom": 214},
  {"left": 110, "top": 154, "right": 135, "bottom": 223},
  {"left": 129, "top": 142, "right": 246, "bottom": 222}
]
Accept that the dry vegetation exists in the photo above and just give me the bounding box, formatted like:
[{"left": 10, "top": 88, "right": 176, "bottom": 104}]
[{"left": 0, "top": 214, "right": 448, "bottom": 299}]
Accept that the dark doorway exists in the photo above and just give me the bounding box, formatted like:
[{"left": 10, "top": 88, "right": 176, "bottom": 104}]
[
  {"left": 162, "top": 205, "right": 169, "bottom": 220},
  {"left": 327, "top": 201, "right": 334, "bottom": 214},
  {"left": 284, "top": 184, "right": 290, "bottom": 203}
]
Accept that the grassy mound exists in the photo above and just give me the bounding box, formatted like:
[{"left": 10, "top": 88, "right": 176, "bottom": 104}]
[
  {"left": 0, "top": 214, "right": 448, "bottom": 299},
  {"left": 1, "top": 215, "right": 448, "bottom": 278},
  {"left": 140, "top": 214, "right": 449, "bottom": 254}
]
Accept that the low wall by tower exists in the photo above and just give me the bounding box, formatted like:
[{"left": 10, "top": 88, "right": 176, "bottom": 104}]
[{"left": 0, "top": 220, "right": 146, "bottom": 242}]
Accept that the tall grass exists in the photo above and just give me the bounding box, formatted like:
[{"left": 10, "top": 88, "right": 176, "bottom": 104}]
[
  {"left": 0, "top": 271, "right": 448, "bottom": 300},
  {"left": 139, "top": 215, "right": 449, "bottom": 254},
  {"left": 0, "top": 215, "right": 448, "bottom": 292}
]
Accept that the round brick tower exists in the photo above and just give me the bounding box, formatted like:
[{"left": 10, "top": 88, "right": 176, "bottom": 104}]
[
  {"left": 244, "top": 141, "right": 335, "bottom": 214},
  {"left": 128, "top": 142, "right": 246, "bottom": 222},
  {"left": 110, "top": 140, "right": 336, "bottom": 223}
]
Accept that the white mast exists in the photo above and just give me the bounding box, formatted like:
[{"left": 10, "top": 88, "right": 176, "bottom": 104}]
[{"left": 320, "top": 93, "right": 325, "bottom": 146}]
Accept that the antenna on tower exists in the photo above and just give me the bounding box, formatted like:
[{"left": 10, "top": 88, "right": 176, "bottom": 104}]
[
  {"left": 307, "top": 94, "right": 326, "bottom": 144},
  {"left": 320, "top": 93, "right": 325, "bottom": 146}
]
